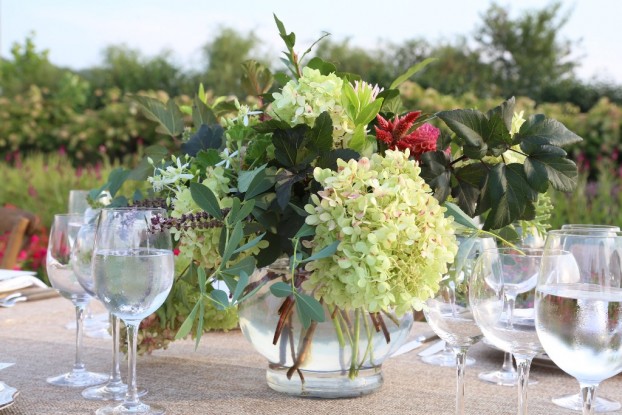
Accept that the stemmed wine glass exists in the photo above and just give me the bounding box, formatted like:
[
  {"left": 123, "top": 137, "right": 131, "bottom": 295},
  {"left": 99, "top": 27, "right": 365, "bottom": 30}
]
[
  {"left": 423, "top": 229, "right": 496, "bottom": 415},
  {"left": 536, "top": 230, "right": 622, "bottom": 415},
  {"left": 72, "top": 217, "right": 146, "bottom": 401},
  {"left": 421, "top": 343, "right": 475, "bottom": 367},
  {"left": 46, "top": 213, "right": 108, "bottom": 387},
  {"left": 92, "top": 207, "right": 174, "bottom": 415},
  {"left": 470, "top": 247, "right": 548, "bottom": 414},
  {"left": 547, "top": 224, "right": 621, "bottom": 413}
]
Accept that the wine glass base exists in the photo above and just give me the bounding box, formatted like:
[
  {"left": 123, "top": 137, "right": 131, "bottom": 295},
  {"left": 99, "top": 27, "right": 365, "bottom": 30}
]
[
  {"left": 47, "top": 370, "right": 108, "bottom": 387},
  {"left": 552, "top": 393, "right": 621, "bottom": 412},
  {"left": 478, "top": 370, "right": 538, "bottom": 386},
  {"left": 95, "top": 402, "right": 165, "bottom": 415},
  {"left": 82, "top": 381, "right": 148, "bottom": 401},
  {"left": 421, "top": 350, "right": 475, "bottom": 367}
]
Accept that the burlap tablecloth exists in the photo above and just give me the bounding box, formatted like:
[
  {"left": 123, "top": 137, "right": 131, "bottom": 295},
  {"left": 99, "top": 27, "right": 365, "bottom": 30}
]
[{"left": 1, "top": 297, "right": 621, "bottom": 414}]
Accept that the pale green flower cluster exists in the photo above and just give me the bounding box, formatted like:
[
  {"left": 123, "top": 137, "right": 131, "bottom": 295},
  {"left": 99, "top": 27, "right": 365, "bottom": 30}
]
[
  {"left": 303, "top": 150, "right": 458, "bottom": 316},
  {"left": 269, "top": 67, "right": 353, "bottom": 144}
]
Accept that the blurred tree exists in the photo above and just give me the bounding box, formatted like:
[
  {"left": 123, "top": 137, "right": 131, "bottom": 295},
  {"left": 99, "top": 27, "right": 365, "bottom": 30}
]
[
  {"left": 0, "top": 34, "right": 66, "bottom": 97},
  {"left": 475, "top": 2, "right": 578, "bottom": 101},
  {"left": 199, "top": 28, "right": 267, "bottom": 96},
  {"left": 313, "top": 38, "right": 394, "bottom": 87},
  {"left": 81, "top": 45, "right": 187, "bottom": 101}
]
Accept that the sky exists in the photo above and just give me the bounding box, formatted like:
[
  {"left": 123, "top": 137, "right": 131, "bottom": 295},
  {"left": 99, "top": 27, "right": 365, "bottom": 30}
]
[{"left": 2, "top": 0, "right": 621, "bottom": 84}]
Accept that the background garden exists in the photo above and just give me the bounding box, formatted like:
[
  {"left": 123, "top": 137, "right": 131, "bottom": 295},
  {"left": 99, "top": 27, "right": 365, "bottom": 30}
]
[{"left": 1, "top": 2, "right": 621, "bottom": 277}]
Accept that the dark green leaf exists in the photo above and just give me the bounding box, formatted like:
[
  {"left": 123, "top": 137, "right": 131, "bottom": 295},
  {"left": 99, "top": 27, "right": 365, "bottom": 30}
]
[
  {"left": 515, "top": 114, "right": 583, "bottom": 147},
  {"left": 182, "top": 124, "right": 224, "bottom": 157},
  {"left": 306, "top": 112, "right": 333, "bottom": 154},
  {"left": 523, "top": 157, "right": 549, "bottom": 193},
  {"left": 275, "top": 169, "right": 307, "bottom": 211},
  {"left": 270, "top": 281, "right": 293, "bottom": 298},
  {"left": 525, "top": 156, "right": 578, "bottom": 192},
  {"left": 210, "top": 290, "right": 230, "bottom": 310},
  {"left": 132, "top": 95, "right": 185, "bottom": 137},
  {"left": 189, "top": 182, "right": 222, "bottom": 220},
  {"left": 454, "top": 163, "right": 487, "bottom": 188},
  {"left": 420, "top": 151, "right": 451, "bottom": 202},
  {"left": 252, "top": 119, "right": 291, "bottom": 134},
  {"left": 436, "top": 109, "right": 488, "bottom": 158},
  {"left": 452, "top": 180, "right": 480, "bottom": 217},
  {"left": 482, "top": 164, "right": 534, "bottom": 230},
  {"left": 316, "top": 149, "right": 360, "bottom": 170},
  {"left": 486, "top": 97, "right": 515, "bottom": 132},
  {"left": 233, "top": 199, "right": 256, "bottom": 223},
  {"left": 301, "top": 241, "right": 339, "bottom": 263},
  {"left": 273, "top": 72, "right": 292, "bottom": 87},
  {"left": 272, "top": 125, "right": 308, "bottom": 168}
]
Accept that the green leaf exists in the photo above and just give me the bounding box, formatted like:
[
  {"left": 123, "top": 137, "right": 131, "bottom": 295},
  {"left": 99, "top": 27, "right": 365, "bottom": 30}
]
[
  {"left": 275, "top": 169, "right": 307, "bottom": 210},
  {"left": 127, "top": 145, "right": 169, "bottom": 181},
  {"left": 270, "top": 281, "right": 294, "bottom": 298},
  {"left": 294, "top": 223, "right": 316, "bottom": 238},
  {"left": 221, "top": 222, "right": 244, "bottom": 264},
  {"left": 174, "top": 303, "right": 199, "bottom": 340},
  {"left": 436, "top": 109, "right": 488, "bottom": 159},
  {"left": 354, "top": 98, "right": 384, "bottom": 125},
  {"left": 306, "top": 112, "right": 333, "bottom": 154},
  {"left": 132, "top": 95, "right": 185, "bottom": 137},
  {"left": 515, "top": 114, "right": 583, "bottom": 147},
  {"left": 221, "top": 256, "right": 255, "bottom": 277},
  {"left": 210, "top": 290, "right": 230, "bottom": 310},
  {"left": 486, "top": 97, "right": 515, "bottom": 133},
  {"left": 295, "top": 293, "right": 326, "bottom": 329},
  {"left": 244, "top": 168, "right": 276, "bottom": 200},
  {"left": 444, "top": 202, "right": 479, "bottom": 229},
  {"left": 233, "top": 232, "right": 266, "bottom": 254},
  {"left": 452, "top": 180, "right": 480, "bottom": 218},
  {"left": 197, "top": 267, "right": 207, "bottom": 295},
  {"left": 483, "top": 164, "right": 534, "bottom": 230},
  {"left": 272, "top": 125, "right": 308, "bottom": 168},
  {"left": 288, "top": 202, "right": 308, "bottom": 217},
  {"left": 192, "top": 95, "right": 217, "bottom": 127},
  {"left": 238, "top": 165, "right": 267, "bottom": 193},
  {"left": 306, "top": 57, "right": 337, "bottom": 75},
  {"left": 316, "top": 149, "right": 359, "bottom": 170},
  {"left": 189, "top": 182, "right": 222, "bottom": 220},
  {"left": 389, "top": 57, "right": 437, "bottom": 89},
  {"left": 106, "top": 168, "right": 131, "bottom": 198},
  {"left": 241, "top": 60, "right": 274, "bottom": 96},
  {"left": 194, "top": 149, "right": 222, "bottom": 169},
  {"left": 231, "top": 271, "right": 249, "bottom": 304},
  {"left": 233, "top": 199, "right": 256, "bottom": 223},
  {"left": 420, "top": 151, "right": 451, "bottom": 202},
  {"left": 301, "top": 241, "right": 339, "bottom": 263}
]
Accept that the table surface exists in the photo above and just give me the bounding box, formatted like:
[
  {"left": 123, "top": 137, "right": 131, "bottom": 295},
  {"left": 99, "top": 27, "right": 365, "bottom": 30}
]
[{"left": 1, "top": 297, "right": 622, "bottom": 415}]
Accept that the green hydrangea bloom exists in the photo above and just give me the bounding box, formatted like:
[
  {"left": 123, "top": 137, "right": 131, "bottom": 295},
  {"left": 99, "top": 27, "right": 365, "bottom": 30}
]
[
  {"left": 303, "top": 150, "right": 458, "bottom": 316},
  {"left": 269, "top": 67, "right": 354, "bottom": 145}
]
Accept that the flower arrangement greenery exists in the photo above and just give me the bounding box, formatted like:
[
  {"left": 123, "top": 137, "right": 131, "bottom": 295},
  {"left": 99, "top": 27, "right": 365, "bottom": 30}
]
[{"left": 95, "top": 15, "right": 581, "bottom": 364}]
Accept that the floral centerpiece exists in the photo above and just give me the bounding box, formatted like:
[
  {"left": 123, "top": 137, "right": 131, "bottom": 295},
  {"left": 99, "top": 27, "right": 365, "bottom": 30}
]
[{"left": 95, "top": 15, "right": 581, "bottom": 394}]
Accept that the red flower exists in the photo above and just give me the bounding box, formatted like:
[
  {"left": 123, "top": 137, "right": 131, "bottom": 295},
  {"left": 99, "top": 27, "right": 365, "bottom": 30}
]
[{"left": 375, "top": 112, "right": 440, "bottom": 160}]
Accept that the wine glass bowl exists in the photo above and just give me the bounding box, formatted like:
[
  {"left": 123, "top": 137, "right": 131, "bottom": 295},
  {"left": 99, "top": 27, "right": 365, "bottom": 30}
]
[
  {"left": 423, "top": 230, "right": 496, "bottom": 415},
  {"left": 536, "top": 230, "right": 622, "bottom": 415},
  {"left": 46, "top": 213, "right": 108, "bottom": 387},
  {"left": 470, "top": 247, "right": 549, "bottom": 414},
  {"left": 92, "top": 207, "right": 174, "bottom": 415}
]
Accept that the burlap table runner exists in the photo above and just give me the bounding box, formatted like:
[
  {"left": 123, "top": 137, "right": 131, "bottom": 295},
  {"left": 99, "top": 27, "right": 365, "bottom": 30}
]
[{"left": 1, "top": 297, "right": 620, "bottom": 414}]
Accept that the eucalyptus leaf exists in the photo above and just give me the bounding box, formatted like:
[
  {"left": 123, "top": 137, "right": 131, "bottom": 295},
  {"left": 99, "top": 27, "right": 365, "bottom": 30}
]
[
  {"left": 197, "top": 267, "right": 207, "bottom": 294},
  {"left": 174, "top": 302, "right": 200, "bottom": 340},
  {"left": 221, "top": 222, "right": 244, "bottom": 264},
  {"left": 238, "top": 165, "right": 267, "bottom": 193},
  {"left": 444, "top": 202, "right": 479, "bottom": 229},
  {"left": 210, "top": 289, "right": 230, "bottom": 310},
  {"left": 301, "top": 241, "right": 339, "bottom": 263},
  {"left": 233, "top": 232, "right": 266, "bottom": 254},
  {"left": 296, "top": 293, "right": 326, "bottom": 327},
  {"left": 294, "top": 223, "right": 316, "bottom": 238},
  {"left": 232, "top": 271, "right": 249, "bottom": 304}
]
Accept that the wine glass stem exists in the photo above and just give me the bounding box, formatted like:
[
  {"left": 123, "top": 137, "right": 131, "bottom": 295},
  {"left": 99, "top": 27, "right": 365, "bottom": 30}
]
[
  {"left": 124, "top": 321, "right": 141, "bottom": 407},
  {"left": 515, "top": 357, "right": 532, "bottom": 415},
  {"left": 501, "top": 352, "right": 515, "bottom": 374},
  {"left": 580, "top": 383, "right": 597, "bottom": 415},
  {"left": 110, "top": 315, "right": 122, "bottom": 384},
  {"left": 74, "top": 304, "right": 87, "bottom": 372},
  {"left": 453, "top": 346, "right": 469, "bottom": 415}
]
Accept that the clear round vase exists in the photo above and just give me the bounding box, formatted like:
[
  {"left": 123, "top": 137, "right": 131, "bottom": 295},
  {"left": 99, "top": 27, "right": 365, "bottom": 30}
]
[{"left": 238, "top": 259, "right": 414, "bottom": 398}]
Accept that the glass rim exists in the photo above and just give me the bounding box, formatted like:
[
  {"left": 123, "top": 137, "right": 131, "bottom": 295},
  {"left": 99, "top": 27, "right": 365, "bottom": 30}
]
[
  {"left": 99, "top": 206, "right": 166, "bottom": 211},
  {"left": 546, "top": 229, "right": 622, "bottom": 238},
  {"left": 561, "top": 224, "right": 620, "bottom": 229},
  {"left": 480, "top": 247, "right": 572, "bottom": 257}
]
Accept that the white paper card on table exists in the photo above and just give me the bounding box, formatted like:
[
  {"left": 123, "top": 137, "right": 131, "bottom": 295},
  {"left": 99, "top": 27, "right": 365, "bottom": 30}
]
[
  {"left": 0, "top": 269, "right": 37, "bottom": 281},
  {"left": 0, "top": 275, "right": 48, "bottom": 293}
]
